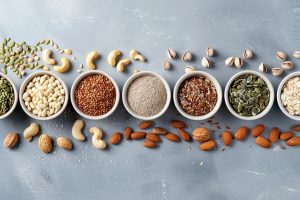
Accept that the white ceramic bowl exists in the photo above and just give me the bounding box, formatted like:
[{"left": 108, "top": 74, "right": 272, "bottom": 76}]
[
  {"left": 19, "top": 71, "right": 69, "bottom": 120},
  {"left": 71, "top": 70, "right": 120, "bottom": 120},
  {"left": 0, "top": 72, "right": 18, "bottom": 119},
  {"left": 173, "top": 71, "right": 222, "bottom": 120},
  {"left": 277, "top": 71, "right": 300, "bottom": 121},
  {"left": 224, "top": 70, "right": 274, "bottom": 120},
  {"left": 122, "top": 71, "right": 171, "bottom": 120}
]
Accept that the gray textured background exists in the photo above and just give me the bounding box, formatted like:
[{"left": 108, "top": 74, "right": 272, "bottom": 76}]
[{"left": 0, "top": 0, "right": 300, "bottom": 199}]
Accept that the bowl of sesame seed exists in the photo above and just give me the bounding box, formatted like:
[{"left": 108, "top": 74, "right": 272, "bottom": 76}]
[{"left": 71, "top": 70, "right": 120, "bottom": 120}]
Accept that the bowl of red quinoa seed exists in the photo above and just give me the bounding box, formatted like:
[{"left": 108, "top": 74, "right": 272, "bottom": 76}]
[
  {"left": 122, "top": 71, "right": 171, "bottom": 120},
  {"left": 173, "top": 71, "right": 222, "bottom": 120},
  {"left": 71, "top": 71, "right": 120, "bottom": 120}
]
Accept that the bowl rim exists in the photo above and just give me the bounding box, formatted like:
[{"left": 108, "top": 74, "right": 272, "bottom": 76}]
[
  {"left": 122, "top": 71, "right": 171, "bottom": 120},
  {"left": 70, "top": 70, "right": 120, "bottom": 120},
  {"left": 224, "top": 70, "right": 274, "bottom": 120},
  {"left": 0, "top": 72, "right": 18, "bottom": 120},
  {"left": 19, "top": 71, "right": 69, "bottom": 121},
  {"left": 173, "top": 71, "right": 223, "bottom": 120},
  {"left": 277, "top": 71, "right": 300, "bottom": 121}
]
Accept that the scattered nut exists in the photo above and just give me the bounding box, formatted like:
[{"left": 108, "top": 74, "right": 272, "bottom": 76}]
[
  {"left": 110, "top": 132, "right": 122, "bottom": 145},
  {"left": 234, "top": 57, "right": 243, "bottom": 68},
  {"left": 293, "top": 51, "right": 300, "bottom": 59},
  {"left": 64, "top": 48, "right": 72, "bottom": 55},
  {"left": 56, "top": 136, "right": 73, "bottom": 150},
  {"left": 225, "top": 57, "right": 234, "bottom": 67},
  {"left": 89, "top": 127, "right": 106, "bottom": 149},
  {"left": 206, "top": 47, "right": 214, "bottom": 57},
  {"left": 86, "top": 51, "right": 99, "bottom": 70},
  {"left": 3, "top": 132, "right": 19, "bottom": 149},
  {"left": 38, "top": 134, "right": 53, "bottom": 154},
  {"left": 192, "top": 128, "right": 210, "bottom": 143},
  {"left": 259, "top": 63, "right": 267, "bottom": 72},
  {"left": 108, "top": 50, "right": 122, "bottom": 67},
  {"left": 243, "top": 49, "right": 253, "bottom": 59},
  {"left": 54, "top": 58, "right": 70, "bottom": 73},
  {"left": 23, "top": 123, "right": 40, "bottom": 142},
  {"left": 162, "top": 60, "right": 171, "bottom": 70},
  {"left": 167, "top": 48, "right": 176, "bottom": 59},
  {"left": 42, "top": 49, "right": 56, "bottom": 65},
  {"left": 130, "top": 49, "right": 145, "bottom": 62},
  {"left": 276, "top": 51, "right": 286, "bottom": 61},
  {"left": 185, "top": 65, "right": 196, "bottom": 73},
  {"left": 281, "top": 61, "right": 293, "bottom": 70},
  {"left": 182, "top": 51, "right": 192, "bottom": 62},
  {"left": 116, "top": 59, "right": 130, "bottom": 72},
  {"left": 201, "top": 57, "right": 211, "bottom": 68},
  {"left": 272, "top": 67, "right": 283, "bottom": 77},
  {"left": 72, "top": 119, "right": 85, "bottom": 141}
]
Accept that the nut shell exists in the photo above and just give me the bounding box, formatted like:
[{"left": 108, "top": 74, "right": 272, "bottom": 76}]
[
  {"left": 3, "top": 132, "right": 19, "bottom": 149},
  {"left": 56, "top": 136, "right": 73, "bottom": 150},
  {"left": 192, "top": 127, "right": 210, "bottom": 142},
  {"left": 38, "top": 134, "right": 53, "bottom": 154}
]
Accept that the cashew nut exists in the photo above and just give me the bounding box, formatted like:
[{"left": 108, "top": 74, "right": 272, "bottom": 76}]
[
  {"left": 54, "top": 58, "right": 70, "bottom": 73},
  {"left": 108, "top": 50, "right": 122, "bottom": 67},
  {"left": 116, "top": 59, "right": 131, "bottom": 72},
  {"left": 89, "top": 127, "right": 106, "bottom": 149},
  {"left": 86, "top": 51, "right": 99, "bottom": 70},
  {"left": 23, "top": 123, "right": 40, "bottom": 142},
  {"left": 72, "top": 119, "right": 85, "bottom": 141},
  {"left": 130, "top": 49, "right": 145, "bottom": 62},
  {"left": 42, "top": 49, "right": 56, "bottom": 65}
]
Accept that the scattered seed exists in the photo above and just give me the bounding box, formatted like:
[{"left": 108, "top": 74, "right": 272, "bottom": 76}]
[
  {"left": 185, "top": 65, "right": 196, "bottom": 73},
  {"left": 276, "top": 51, "right": 286, "bottom": 61},
  {"left": 293, "top": 51, "right": 300, "bottom": 59},
  {"left": 167, "top": 48, "right": 176, "bottom": 59},
  {"left": 234, "top": 57, "right": 243, "bottom": 68},
  {"left": 182, "top": 51, "right": 192, "bottom": 62},
  {"left": 162, "top": 60, "right": 171, "bottom": 70},
  {"left": 243, "top": 49, "right": 253, "bottom": 59},
  {"left": 272, "top": 67, "right": 283, "bottom": 77},
  {"left": 201, "top": 57, "right": 211, "bottom": 68},
  {"left": 259, "top": 63, "right": 267, "bottom": 73},
  {"left": 206, "top": 47, "right": 214, "bottom": 57},
  {"left": 281, "top": 61, "right": 293, "bottom": 70},
  {"left": 225, "top": 57, "right": 234, "bottom": 67}
]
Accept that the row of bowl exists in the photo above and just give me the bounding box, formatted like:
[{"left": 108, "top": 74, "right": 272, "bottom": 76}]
[{"left": 0, "top": 69, "right": 298, "bottom": 121}]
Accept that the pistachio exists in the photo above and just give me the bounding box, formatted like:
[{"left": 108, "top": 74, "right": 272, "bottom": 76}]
[
  {"left": 293, "top": 51, "right": 300, "bottom": 59},
  {"left": 225, "top": 57, "right": 234, "bottom": 67},
  {"left": 276, "top": 51, "right": 286, "bottom": 61},
  {"left": 167, "top": 48, "right": 176, "bottom": 59},
  {"left": 243, "top": 49, "right": 253, "bottom": 59},
  {"left": 185, "top": 65, "right": 196, "bottom": 73},
  {"left": 234, "top": 57, "right": 243, "bottom": 68},
  {"left": 201, "top": 57, "right": 211, "bottom": 68},
  {"left": 272, "top": 67, "right": 283, "bottom": 77},
  {"left": 258, "top": 63, "right": 267, "bottom": 73},
  {"left": 206, "top": 47, "right": 214, "bottom": 57},
  {"left": 162, "top": 60, "right": 171, "bottom": 70},
  {"left": 281, "top": 61, "right": 293, "bottom": 70},
  {"left": 182, "top": 51, "right": 192, "bottom": 62}
]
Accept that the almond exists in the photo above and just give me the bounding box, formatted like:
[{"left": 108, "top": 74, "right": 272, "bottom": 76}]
[
  {"left": 38, "top": 134, "right": 53, "bottom": 154},
  {"left": 164, "top": 132, "right": 180, "bottom": 142},
  {"left": 255, "top": 136, "right": 271, "bottom": 148},
  {"left": 152, "top": 127, "right": 168, "bottom": 135},
  {"left": 268, "top": 127, "right": 280, "bottom": 143},
  {"left": 234, "top": 126, "right": 248, "bottom": 141},
  {"left": 3, "top": 132, "right": 19, "bottom": 149},
  {"left": 291, "top": 125, "right": 300, "bottom": 131},
  {"left": 56, "top": 136, "right": 73, "bottom": 150},
  {"left": 146, "top": 133, "right": 161, "bottom": 143},
  {"left": 192, "top": 127, "right": 210, "bottom": 142},
  {"left": 199, "top": 140, "right": 216, "bottom": 151},
  {"left": 110, "top": 132, "right": 122, "bottom": 144},
  {"left": 286, "top": 137, "right": 300, "bottom": 146},
  {"left": 143, "top": 139, "right": 157, "bottom": 148},
  {"left": 138, "top": 121, "right": 153, "bottom": 129},
  {"left": 178, "top": 129, "right": 191, "bottom": 142},
  {"left": 221, "top": 131, "right": 232, "bottom": 146},
  {"left": 280, "top": 132, "right": 294, "bottom": 141},
  {"left": 251, "top": 124, "right": 265, "bottom": 137},
  {"left": 131, "top": 132, "right": 146, "bottom": 140},
  {"left": 124, "top": 127, "right": 133, "bottom": 140},
  {"left": 171, "top": 120, "right": 186, "bottom": 129}
]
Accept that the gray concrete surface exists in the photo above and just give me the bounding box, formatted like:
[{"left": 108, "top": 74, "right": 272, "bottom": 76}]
[{"left": 0, "top": 0, "right": 300, "bottom": 199}]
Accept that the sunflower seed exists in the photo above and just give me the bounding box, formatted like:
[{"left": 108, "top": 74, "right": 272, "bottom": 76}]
[
  {"left": 276, "top": 51, "right": 286, "bottom": 61},
  {"left": 281, "top": 61, "right": 293, "bottom": 70},
  {"left": 167, "top": 48, "right": 176, "bottom": 59},
  {"left": 182, "top": 51, "right": 192, "bottom": 62}
]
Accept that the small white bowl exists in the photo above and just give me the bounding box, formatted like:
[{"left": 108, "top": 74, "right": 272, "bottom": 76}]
[
  {"left": 19, "top": 71, "right": 69, "bottom": 120},
  {"left": 224, "top": 70, "right": 274, "bottom": 120},
  {"left": 173, "top": 71, "right": 222, "bottom": 120},
  {"left": 71, "top": 70, "right": 120, "bottom": 120},
  {"left": 0, "top": 72, "right": 18, "bottom": 119},
  {"left": 122, "top": 71, "right": 171, "bottom": 120},
  {"left": 277, "top": 71, "right": 300, "bottom": 121}
]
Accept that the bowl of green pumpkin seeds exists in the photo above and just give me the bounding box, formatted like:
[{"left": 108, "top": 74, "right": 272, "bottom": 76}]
[
  {"left": 224, "top": 70, "right": 274, "bottom": 120},
  {"left": 0, "top": 72, "right": 18, "bottom": 119}
]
